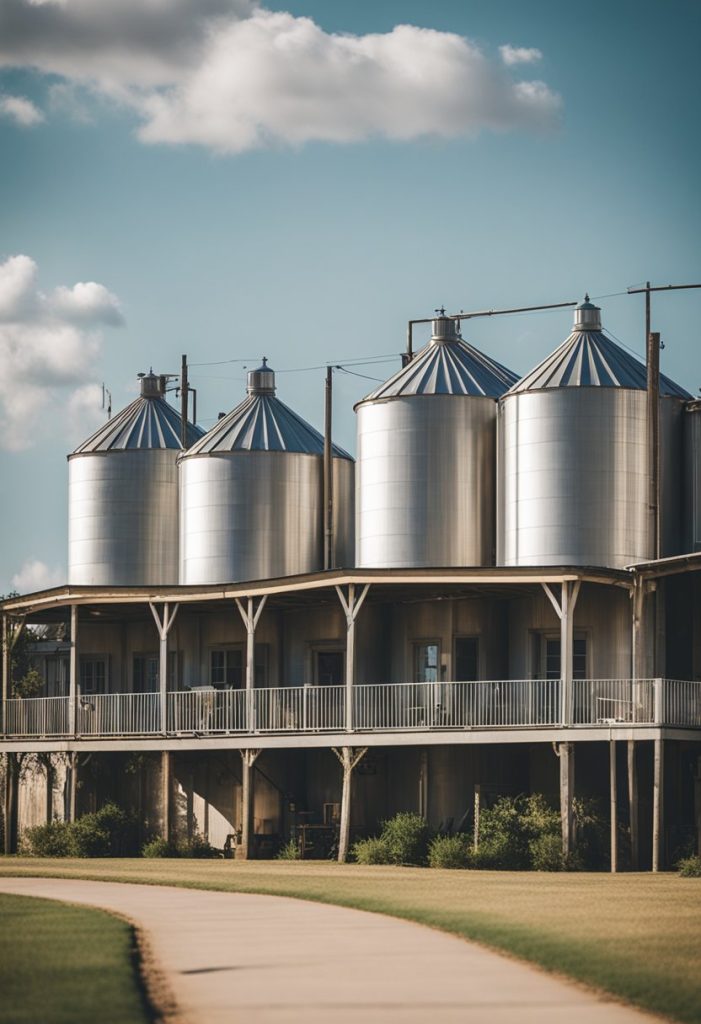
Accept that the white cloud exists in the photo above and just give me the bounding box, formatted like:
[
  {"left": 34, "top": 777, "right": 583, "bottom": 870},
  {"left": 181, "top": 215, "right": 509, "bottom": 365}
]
[
  {"left": 0, "top": 3, "right": 560, "bottom": 153},
  {"left": 11, "top": 559, "right": 64, "bottom": 593},
  {"left": 0, "top": 93, "right": 44, "bottom": 125},
  {"left": 0, "top": 255, "right": 123, "bottom": 451},
  {"left": 499, "top": 44, "right": 543, "bottom": 66}
]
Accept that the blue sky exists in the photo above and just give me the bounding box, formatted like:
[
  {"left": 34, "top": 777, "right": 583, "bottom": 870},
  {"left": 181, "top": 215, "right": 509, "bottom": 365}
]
[{"left": 0, "top": 0, "right": 699, "bottom": 592}]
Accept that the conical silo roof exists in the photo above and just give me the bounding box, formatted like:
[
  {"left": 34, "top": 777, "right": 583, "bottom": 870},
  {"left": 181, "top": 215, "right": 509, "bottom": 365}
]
[
  {"left": 72, "top": 372, "right": 204, "bottom": 453},
  {"left": 507, "top": 298, "right": 690, "bottom": 398},
  {"left": 184, "top": 359, "right": 352, "bottom": 459},
  {"left": 357, "top": 315, "right": 519, "bottom": 404}
]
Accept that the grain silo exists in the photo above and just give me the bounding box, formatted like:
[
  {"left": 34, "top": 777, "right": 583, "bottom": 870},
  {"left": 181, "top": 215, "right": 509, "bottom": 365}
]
[
  {"left": 498, "top": 298, "right": 690, "bottom": 568},
  {"left": 68, "top": 371, "right": 203, "bottom": 586},
  {"left": 178, "top": 359, "right": 354, "bottom": 584},
  {"left": 355, "top": 313, "right": 519, "bottom": 568}
]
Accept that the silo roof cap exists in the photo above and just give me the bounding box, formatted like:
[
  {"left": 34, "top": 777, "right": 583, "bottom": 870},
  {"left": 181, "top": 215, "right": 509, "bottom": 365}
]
[
  {"left": 71, "top": 372, "right": 204, "bottom": 453},
  {"left": 506, "top": 299, "right": 690, "bottom": 398},
  {"left": 182, "top": 366, "right": 352, "bottom": 459},
  {"left": 356, "top": 321, "right": 519, "bottom": 404}
]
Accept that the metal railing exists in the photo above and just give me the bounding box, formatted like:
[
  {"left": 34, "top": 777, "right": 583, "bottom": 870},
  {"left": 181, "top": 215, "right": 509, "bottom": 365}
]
[
  {"left": 77, "top": 693, "right": 160, "bottom": 736},
  {"left": 2, "top": 679, "right": 701, "bottom": 739}
]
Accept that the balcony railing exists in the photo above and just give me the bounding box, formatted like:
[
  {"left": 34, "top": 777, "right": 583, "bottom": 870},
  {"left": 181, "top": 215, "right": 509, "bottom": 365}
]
[{"left": 2, "top": 679, "right": 701, "bottom": 739}]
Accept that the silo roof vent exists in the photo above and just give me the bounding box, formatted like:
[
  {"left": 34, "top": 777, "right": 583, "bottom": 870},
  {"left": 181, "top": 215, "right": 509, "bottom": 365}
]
[
  {"left": 573, "top": 294, "right": 602, "bottom": 332},
  {"left": 247, "top": 357, "right": 276, "bottom": 395},
  {"left": 139, "top": 370, "right": 165, "bottom": 398},
  {"left": 430, "top": 311, "right": 462, "bottom": 344}
]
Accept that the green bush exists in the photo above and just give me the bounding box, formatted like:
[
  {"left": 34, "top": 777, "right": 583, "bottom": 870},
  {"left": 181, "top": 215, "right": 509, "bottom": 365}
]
[
  {"left": 529, "top": 831, "right": 565, "bottom": 872},
  {"left": 141, "top": 832, "right": 218, "bottom": 859},
  {"left": 352, "top": 836, "right": 390, "bottom": 865},
  {"left": 142, "top": 837, "right": 180, "bottom": 858},
  {"left": 277, "top": 838, "right": 301, "bottom": 860},
  {"left": 21, "top": 820, "right": 75, "bottom": 857},
  {"left": 474, "top": 794, "right": 565, "bottom": 871},
  {"left": 678, "top": 855, "right": 701, "bottom": 878},
  {"left": 380, "top": 812, "right": 432, "bottom": 866},
  {"left": 428, "top": 833, "right": 472, "bottom": 869}
]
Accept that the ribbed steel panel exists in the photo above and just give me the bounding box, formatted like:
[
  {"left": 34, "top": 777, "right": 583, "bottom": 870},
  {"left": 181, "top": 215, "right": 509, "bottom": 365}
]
[
  {"left": 684, "top": 401, "right": 701, "bottom": 552},
  {"left": 356, "top": 396, "right": 497, "bottom": 568},
  {"left": 498, "top": 389, "right": 684, "bottom": 568},
  {"left": 68, "top": 449, "right": 179, "bottom": 585},
  {"left": 179, "top": 451, "right": 354, "bottom": 583}
]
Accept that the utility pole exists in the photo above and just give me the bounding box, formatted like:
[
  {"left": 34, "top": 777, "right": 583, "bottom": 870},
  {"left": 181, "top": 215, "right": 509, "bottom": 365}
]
[
  {"left": 627, "top": 282, "right": 701, "bottom": 559},
  {"left": 180, "top": 354, "right": 189, "bottom": 449},
  {"left": 323, "top": 366, "right": 333, "bottom": 570}
]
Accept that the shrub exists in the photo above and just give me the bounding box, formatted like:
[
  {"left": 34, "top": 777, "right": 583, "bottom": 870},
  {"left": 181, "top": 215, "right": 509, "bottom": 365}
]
[
  {"left": 572, "top": 797, "right": 608, "bottom": 871},
  {"left": 379, "top": 812, "right": 432, "bottom": 866},
  {"left": 474, "top": 794, "right": 564, "bottom": 871},
  {"left": 71, "top": 803, "right": 138, "bottom": 857},
  {"left": 529, "top": 831, "right": 564, "bottom": 872},
  {"left": 142, "top": 837, "right": 180, "bottom": 858},
  {"left": 142, "top": 832, "right": 218, "bottom": 859},
  {"left": 678, "top": 855, "right": 701, "bottom": 878},
  {"left": 352, "top": 836, "right": 390, "bottom": 865},
  {"left": 277, "top": 838, "right": 301, "bottom": 861},
  {"left": 21, "top": 820, "right": 76, "bottom": 857},
  {"left": 428, "top": 833, "right": 472, "bottom": 869},
  {"left": 188, "top": 833, "right": 218, "bottom": 859}
]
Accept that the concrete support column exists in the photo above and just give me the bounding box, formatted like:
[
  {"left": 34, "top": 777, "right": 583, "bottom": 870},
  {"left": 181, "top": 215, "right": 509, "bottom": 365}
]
[
  {"left": 333, "top": 746, "right": 367, "bottom": 863},
  {"left": 235, "top": 597, "right": 268, "bottom": 732},
  {"left": 652, "top": 737, "right": 664, "bottom": 872},
  {"left": 419, "top": 749, "right": 429, "bottom": 820},
  {"left": 335, "top": 585, "right": 370, "bottom": 733},
  {"left": 610, "top": 739, "right": 618, "bottom": 873},
  {"left": 69, "top": 605, "right": 78, "bottom": 736},
  {"left": 149, "top": 602, "right": 180, "bottom": 736},
  {"left": 3, "top": 752, "right": 19, "bottom": 854},
  {"left": 628, "top": 740, "right": 639, "bottom": 870},
  {"left": 161, "top": 751, "right": 172, "bottom": 843},
  {"left": 67, "top": 752, "right": 78, "bottom": 823},
  {"left": 558, "top": 741, "right": 575, "bottom": 862},
  {"left": 239, "top": 749, "right": 260, "bottom": 859}
]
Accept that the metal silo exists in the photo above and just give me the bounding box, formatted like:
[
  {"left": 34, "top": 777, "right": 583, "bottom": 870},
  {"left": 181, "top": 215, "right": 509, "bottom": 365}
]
[
  {"left": 68, "top": 372, "right": 203, "bottom": 586},
  {"left": 498, "top": 299, "right": 689, "bottom": 568},
  {"left": 355, "top": 314, "right": 519, "bottom": 568},
  {"left": 684, "top": 400, "right": 701, "bottom": 552},
  {"left": 179, "top": 360, "right": 354, "bottom": 584}
]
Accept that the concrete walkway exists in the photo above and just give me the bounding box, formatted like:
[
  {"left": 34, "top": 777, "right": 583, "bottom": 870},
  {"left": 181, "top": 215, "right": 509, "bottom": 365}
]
[{"left": 0, "top": 878, "right": 657, "bottom": 1024}]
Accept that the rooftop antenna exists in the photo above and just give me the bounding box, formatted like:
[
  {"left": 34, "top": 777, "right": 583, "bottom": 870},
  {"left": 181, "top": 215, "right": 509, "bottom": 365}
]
[{"left": 101, "top": 382, "right": 112, "bottom": 421}]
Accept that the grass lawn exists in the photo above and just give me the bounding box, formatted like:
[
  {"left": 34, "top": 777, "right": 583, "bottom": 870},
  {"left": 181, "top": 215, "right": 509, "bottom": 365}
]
[
  {"left": 1, "top": 860, "right": 700, "bottom": 1024},
  {"left": 0, "top": 891, "right": 151, "bottom": 1024}
]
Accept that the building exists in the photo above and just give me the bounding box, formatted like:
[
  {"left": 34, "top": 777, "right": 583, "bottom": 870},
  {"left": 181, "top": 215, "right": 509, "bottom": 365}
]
[{"left": 2, "top": 303, "right": 700, "bottom": 869}]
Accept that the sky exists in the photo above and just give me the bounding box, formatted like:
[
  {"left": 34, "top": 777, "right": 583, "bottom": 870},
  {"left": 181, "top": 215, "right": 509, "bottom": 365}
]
[{"left": 0, "top": 0, "right": 699, "bottom": 593}]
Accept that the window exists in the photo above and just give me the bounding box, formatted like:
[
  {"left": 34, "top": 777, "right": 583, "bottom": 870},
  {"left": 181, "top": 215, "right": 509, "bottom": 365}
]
[
  {"left": 133, "top": 652, "right": 178, "bottom": 693},
  {"left": 79, "top": 656, "right": 107, "bottom": 695},
  {"left": 210, "top": 646, "right": 268, "bottom": 689},
  {"left": 44, "top": 655, "right": 69, "bottom": 697},
  {"left": 414, "top": 642, "right": 439, "bottom": 683},
  {"left": 454, "top": 637, "right": 479, "bottom": 681},
  {"left": 314, "top": 649, "right": 344, "bottom": 686},
  {"left": 533, "top": 634, "right": 587, "bottom": 680}
]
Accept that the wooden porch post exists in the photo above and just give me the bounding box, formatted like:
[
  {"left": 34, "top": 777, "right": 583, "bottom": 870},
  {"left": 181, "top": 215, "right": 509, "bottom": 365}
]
[
  {"left": 628, "top": 740, "right": 639, "bottom": 870},
  {"left": 652, "top": 737, "right": 664, "bottom": 872},
  {"left": 239, "top": 748, "right": 260, "bottom": 859},
  {"left": 69, "top": 605, "right": 78, "bottom": 736},
  {"left": 335, "top": 585, "right": 370, "bottom": 733},
  {"left": 1, "top": 615, "right": 8, "bottom": 733},
  {"left": 161, "top": 751, "right": 172, "bottom": 843},
  {"left": 542, "top": 581, "right": 581, "bottom": 727},
  {"left": 610, "top": 739, "right": 618, "bottom": 873},
  {"left": 3, "top": 752, "right": 19, "bottom": 854},
  {"left": 235, "top": 597, "right": 268, "bottom": 732},
  {"left": 333, "top": 746, "right": 367, "bottom": 863},
  {"left": 558, "top": 741, "right": 575, "bottom": 862},
  {"left": 149, "top": 602, "right": 179, "bottom": 736}
]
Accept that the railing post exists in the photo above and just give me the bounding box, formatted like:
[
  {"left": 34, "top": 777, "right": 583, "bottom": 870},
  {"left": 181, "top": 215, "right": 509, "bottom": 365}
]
[
  {"left": 150, "top": 602, "right": 180, "bottom": 737},
  {"left": 335, "top": 584, "right": 370, "bottom": 734},
  {"left": 653, "top": 677, "right": 663, "bottom": 724},
  {"left": 303, "top": 684, "right": 308, "bottom": 732}
]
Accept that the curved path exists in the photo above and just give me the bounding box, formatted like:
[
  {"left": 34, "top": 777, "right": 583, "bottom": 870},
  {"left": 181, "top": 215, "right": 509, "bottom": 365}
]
[{"left": 0, "top": 878, "right": 657, "bottom": 1024}]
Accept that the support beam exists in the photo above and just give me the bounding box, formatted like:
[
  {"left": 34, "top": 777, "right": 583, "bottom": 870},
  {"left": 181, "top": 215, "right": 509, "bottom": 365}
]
[
  {"left": 149, "top": 602, "right": 180, "bottom": 736},
  {"left": 610, "top": 739, "right": 618, "bottom": 873},
  {"left": 542, "top": 581, "right": 581, "bottom": 726},
  {"left": 628, "top": 740, "right": 639, "bottom": 870},
  {"left": 3, "top": 752, "right": 18, "bottom": 854},
  {"left": 67, "top": 752, "right": 78, "bottom": 823},
  {"left": 235, "top": 596, "right": 268, "bottom": 732},
  {"left": 1, "top": 615, "right": 9, "bottom": 718},
  {"left": 161, "top": 751, "right": 172, "bottom": 842},
  {"left": 652, "top": 737, "right": 664, "bottom": 872},
  {"left": 419, "top": 748, "right": 428, "bottom": 820},
  {"left": 473, "top": 784, "right": 481, "bottom": 852},
  {"left": 239, "top": 749, "right": 260, "bottom": 859},
  {"left": 557, "top": 741, "right": 575, "bottom": 862},
  {"left": 45, "top": 756, "right": 54, "bottom": 824},
  {"left": 335, "top": 584, "right": 370, "bottom": 732},
  {"left": 332, "top": 746, "right": 367, "bottom": 863},
  {"left": 69, "top": 605, "right": 78, "bottom": 736}
]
